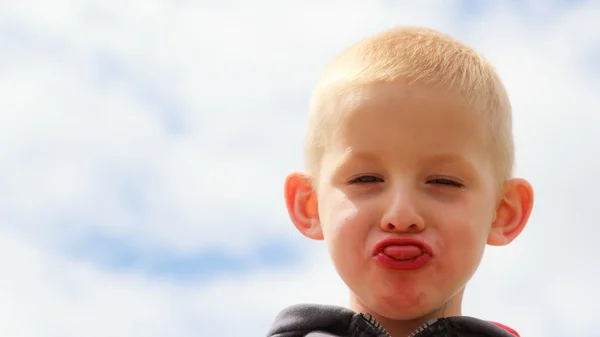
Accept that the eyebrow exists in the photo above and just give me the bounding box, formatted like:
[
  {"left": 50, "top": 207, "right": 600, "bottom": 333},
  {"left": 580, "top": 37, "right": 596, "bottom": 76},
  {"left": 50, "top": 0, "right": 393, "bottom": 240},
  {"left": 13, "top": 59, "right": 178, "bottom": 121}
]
[
  {"left": 329, "top": 150, "right": 381, "bottom": 177},
  {"left": 340, "top": 151, "right": 471, "bottom": 165},
  {"left": 329, "top": 151, "right": 478, "bottom": 176},
  {"left": 420, "top": 153, "right": 472, "bottom": 165},
  {"left": 419, "top": 153, "right": 480, "bottom": 178}
]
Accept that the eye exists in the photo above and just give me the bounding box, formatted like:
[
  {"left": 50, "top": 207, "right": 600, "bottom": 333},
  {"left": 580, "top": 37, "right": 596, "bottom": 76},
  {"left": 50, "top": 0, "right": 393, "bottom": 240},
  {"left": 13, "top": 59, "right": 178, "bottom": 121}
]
[
  {"left": 427, "top": 178, "right": 464, "bottom": 188},
  {"left": 349, "top": 175, "right": 384, "bottom": 184}
]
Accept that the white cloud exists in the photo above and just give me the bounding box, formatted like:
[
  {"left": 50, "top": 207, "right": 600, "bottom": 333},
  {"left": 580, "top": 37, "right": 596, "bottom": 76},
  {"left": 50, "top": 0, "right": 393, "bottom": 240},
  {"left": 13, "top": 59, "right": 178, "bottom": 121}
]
[
  {"left": 0, "top": 0, "right": 598, "bottom": 336},
  {"left": 0, "top": 0, "right": 465, "bottom": 252},
  {"left": 0, "top": 228, "right": 343, "bottom": 337}
]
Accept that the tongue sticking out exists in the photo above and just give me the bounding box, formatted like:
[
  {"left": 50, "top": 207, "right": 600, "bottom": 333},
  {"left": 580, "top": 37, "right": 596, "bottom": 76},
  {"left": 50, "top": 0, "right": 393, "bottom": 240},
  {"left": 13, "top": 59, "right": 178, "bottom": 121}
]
[{"left": 382, "top": 245, "right": 423, "bottom": 260}]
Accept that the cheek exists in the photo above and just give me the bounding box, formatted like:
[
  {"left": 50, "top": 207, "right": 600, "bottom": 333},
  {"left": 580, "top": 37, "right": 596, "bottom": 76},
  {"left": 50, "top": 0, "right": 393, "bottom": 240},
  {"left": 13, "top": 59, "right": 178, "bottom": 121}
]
[
  {"left": 320, "top": 193, "right": 369, "bottom": 257},
  {"left": 440, "top": 213, "right": 491, "bottom": 276},
  {"left": 430, "top": 229, "right": 485, "bottom": 292}
]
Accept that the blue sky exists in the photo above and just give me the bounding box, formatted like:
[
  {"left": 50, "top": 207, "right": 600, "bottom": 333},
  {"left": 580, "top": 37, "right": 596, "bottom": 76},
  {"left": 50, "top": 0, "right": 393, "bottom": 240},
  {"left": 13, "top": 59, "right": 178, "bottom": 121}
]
[
  {"left": 0, "top": 1, "right": 599, "bottom": 337},
  {"left": 66, "top": 231, "right": 300, "bottom": 281}
]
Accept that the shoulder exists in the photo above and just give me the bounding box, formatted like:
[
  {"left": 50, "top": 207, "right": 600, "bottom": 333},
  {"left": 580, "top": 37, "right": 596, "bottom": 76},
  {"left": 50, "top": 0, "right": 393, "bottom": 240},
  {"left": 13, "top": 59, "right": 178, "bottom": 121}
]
[
  {"left": 442, "top": 316, "right": 520, "bottom": 337},
  {"left": 488, "top": 321, "right": 520, "bottom": 336},
  {"left": 266, "top": 304, "right": 355, "bottom": 337}
]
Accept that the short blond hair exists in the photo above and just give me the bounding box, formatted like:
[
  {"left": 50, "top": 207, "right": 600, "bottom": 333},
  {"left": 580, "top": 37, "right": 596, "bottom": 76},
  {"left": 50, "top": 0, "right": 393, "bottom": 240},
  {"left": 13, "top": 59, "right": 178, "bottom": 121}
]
[{"left": 305, "top": 26, "right": 513, "bottom": 184}]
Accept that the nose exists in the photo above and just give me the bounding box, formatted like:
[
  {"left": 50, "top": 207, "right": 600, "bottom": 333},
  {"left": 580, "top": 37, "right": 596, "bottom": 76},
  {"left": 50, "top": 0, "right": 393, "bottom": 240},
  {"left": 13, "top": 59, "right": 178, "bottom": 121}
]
[{"left": 379, "top": 186, "right": 425, "bottom": 234}]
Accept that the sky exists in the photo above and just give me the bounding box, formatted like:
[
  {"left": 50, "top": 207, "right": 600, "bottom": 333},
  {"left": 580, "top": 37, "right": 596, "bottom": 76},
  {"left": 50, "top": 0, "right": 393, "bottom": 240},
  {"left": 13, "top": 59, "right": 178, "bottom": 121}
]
[{"left": 0, "top": 1, "right": 599, "bottom": 336}]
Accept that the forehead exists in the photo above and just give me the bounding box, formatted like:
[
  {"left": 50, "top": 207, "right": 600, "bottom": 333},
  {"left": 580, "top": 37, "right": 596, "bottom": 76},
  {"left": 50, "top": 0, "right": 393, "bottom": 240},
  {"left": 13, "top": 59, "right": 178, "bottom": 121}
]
[{"left": 321, "top": 81, "right": 491, "bottom": 170}]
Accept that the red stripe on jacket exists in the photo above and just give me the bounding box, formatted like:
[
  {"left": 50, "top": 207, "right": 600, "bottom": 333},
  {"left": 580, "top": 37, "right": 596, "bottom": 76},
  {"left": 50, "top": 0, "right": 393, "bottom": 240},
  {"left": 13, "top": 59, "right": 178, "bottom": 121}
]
[{"left": 488, "top": 321, "right": 520, "bottom": 336}]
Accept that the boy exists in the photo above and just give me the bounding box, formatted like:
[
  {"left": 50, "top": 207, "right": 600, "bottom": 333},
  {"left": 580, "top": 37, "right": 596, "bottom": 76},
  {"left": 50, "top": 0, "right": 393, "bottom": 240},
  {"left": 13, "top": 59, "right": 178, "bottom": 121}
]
[{"left": 267, "top": 26, "right": 534, "bottom": 337}]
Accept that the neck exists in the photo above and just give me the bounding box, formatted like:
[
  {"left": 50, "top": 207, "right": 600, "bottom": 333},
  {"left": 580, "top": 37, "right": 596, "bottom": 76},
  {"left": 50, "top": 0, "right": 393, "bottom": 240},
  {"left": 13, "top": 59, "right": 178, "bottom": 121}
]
[{"left": 349, "top": 290, "right": 464, "bottom": 337}]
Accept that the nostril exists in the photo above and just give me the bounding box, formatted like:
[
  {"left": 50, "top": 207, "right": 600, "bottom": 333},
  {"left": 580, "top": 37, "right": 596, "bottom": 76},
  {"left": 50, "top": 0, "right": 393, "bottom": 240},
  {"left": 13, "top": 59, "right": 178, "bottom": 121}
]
[
  {"left": 408, "top": 224, "right": 418, "bottom": 230},
  {"left": 385, "top": 223, "right": 396, "bottom": 230}
]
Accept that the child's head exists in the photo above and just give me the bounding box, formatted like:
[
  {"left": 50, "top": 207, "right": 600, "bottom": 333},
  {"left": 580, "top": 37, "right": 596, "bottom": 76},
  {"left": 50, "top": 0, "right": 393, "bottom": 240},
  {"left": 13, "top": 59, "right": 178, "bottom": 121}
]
[
  {"left": 306, "top": 26, "right": 513, "bottom": 186},
  {"left": 284, "top": 26, "right": 534, "bottom": 325}
]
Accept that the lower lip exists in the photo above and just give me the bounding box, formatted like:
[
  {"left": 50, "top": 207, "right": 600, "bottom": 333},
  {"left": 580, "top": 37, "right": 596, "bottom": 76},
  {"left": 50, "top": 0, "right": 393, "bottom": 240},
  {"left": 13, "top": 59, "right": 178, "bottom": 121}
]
[{"left": 374, "top": 252, "right": 431, "bottom": 270}]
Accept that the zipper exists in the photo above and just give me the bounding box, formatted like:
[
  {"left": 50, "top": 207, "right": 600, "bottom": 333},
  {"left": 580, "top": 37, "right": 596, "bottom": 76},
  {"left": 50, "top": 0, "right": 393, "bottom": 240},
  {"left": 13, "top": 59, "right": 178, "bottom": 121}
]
[
  {"left": 354, "top": 313, "right": 439, "bottom": 337},
  {"left": 407, "top": 318, "right": 438, "bottom": 337},
  {"left": 355, "top": 313, "right": 391, "bottom": 336}
]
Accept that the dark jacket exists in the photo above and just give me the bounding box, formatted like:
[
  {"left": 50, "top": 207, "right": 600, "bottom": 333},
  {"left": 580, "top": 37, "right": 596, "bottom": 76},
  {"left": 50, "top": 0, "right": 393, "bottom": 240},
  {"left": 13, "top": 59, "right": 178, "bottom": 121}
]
[{"left": 267, "top": 304, "right": 518, "bottom": 337}]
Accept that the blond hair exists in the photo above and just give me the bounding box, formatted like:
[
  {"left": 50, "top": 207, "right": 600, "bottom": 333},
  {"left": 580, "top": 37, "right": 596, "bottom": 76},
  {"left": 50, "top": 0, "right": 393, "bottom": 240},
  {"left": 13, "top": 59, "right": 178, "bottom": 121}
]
[{"left": 304, "top": 26, "right": 513, "bottom": 184}]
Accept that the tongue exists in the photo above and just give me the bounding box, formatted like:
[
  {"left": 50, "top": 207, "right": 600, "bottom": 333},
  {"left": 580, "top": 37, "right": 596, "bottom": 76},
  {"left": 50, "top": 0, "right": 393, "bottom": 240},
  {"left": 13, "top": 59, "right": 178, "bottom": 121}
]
[{"left": 382, "top": 245, "right": 423, "bottom": 260}]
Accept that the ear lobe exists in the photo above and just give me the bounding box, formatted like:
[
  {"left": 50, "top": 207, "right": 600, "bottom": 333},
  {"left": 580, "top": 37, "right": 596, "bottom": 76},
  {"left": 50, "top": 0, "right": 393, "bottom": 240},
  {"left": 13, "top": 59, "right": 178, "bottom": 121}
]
[
  {"left": 488, "top": 178, "right": 534, "bottom": 246},
  {"left": 284, "top": 171, "right": 323, "bottom": 240}
]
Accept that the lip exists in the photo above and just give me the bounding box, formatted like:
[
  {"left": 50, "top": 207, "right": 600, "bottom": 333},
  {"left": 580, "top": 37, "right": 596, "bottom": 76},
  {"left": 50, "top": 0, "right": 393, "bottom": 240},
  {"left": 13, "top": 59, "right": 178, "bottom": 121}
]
[
  {"left": 373, "top": 237, "right": 433, "bottom": 256},
  {"left": 372, "top": 237, "right": 433, "bottom": 271}
]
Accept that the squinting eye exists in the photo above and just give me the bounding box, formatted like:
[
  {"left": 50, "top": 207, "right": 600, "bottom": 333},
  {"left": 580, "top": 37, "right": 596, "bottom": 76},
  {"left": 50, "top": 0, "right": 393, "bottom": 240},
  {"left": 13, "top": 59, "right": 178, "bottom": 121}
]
[
  {"left": 428, "top": 178, "right": 464, "bottom": 188},
  {"left": 349, "top": 175, "right": 384, "bottom": 184}
]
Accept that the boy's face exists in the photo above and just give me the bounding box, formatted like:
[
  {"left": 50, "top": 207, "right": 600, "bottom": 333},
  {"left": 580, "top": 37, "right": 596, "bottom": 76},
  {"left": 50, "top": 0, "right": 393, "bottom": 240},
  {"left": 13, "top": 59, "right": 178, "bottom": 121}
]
[{"left": 285, "top": 80, "right": 533, "bottom": 320}]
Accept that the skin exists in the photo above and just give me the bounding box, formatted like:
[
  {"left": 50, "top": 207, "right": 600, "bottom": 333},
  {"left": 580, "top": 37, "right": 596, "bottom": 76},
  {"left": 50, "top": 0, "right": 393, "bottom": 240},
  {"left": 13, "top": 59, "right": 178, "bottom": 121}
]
[{"left": 284, "top": 80, "right": 534, "bottom": 337}]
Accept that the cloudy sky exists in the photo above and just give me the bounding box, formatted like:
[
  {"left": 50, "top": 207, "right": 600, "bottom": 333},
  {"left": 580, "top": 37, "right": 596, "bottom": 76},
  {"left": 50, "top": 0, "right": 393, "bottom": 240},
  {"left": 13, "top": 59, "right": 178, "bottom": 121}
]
[{"left": 0, "top": 1, "right": 599, "bottom": 336}]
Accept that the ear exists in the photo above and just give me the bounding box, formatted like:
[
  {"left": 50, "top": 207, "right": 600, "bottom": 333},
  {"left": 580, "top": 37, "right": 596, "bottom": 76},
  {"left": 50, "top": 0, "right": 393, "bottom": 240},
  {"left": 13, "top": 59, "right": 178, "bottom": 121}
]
[
  {"left": 283, "top": 171, "right": 323, "bottom": 240},
  {"left": 487, "top": 178, "right": 534, "bottom": 246}
]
